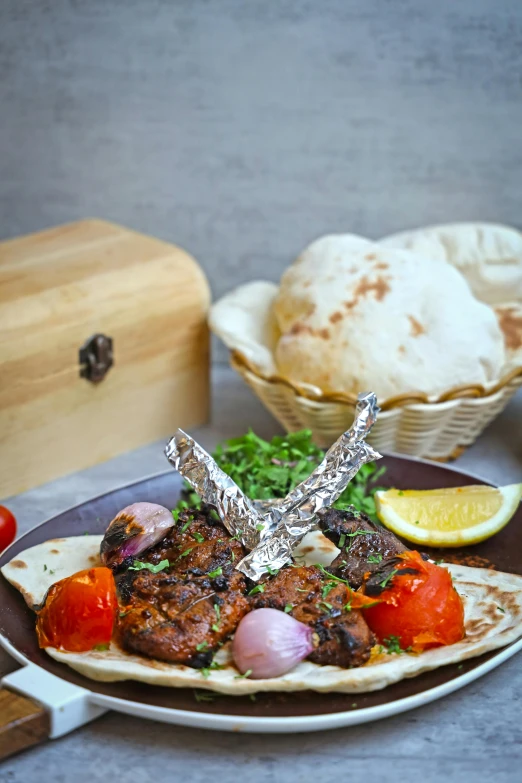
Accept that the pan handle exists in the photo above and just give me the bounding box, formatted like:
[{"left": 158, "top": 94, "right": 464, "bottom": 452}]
[
  {"left": 1, "top": 664, "right": 107, "bottom": 758},
  {"left": 0, "top": 686, "right": 50, "bottom": 760}
]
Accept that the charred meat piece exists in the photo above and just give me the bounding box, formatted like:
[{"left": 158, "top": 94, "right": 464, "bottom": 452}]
[
  {"left": 252, "top": 564, "right": 375, "bottom": 668},
  {"left": 117, "top": 508, "right": 250, "bottom": 666},
  {"left": 363, "top": 553, "right": 429, "bottom": 598},
  {"left": 318, "top": 507, "right": 408, "bottom": 589}
]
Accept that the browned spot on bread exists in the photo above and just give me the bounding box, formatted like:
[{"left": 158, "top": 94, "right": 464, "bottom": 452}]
[
  {"left": 344, "top": 275, "right": 391, "bottom": 309},
  {"left": 289, "top": 322, "right": 313, "bottom": 336},
  {"left": 398, "top": 345, "right": 406, "bottom": 354},
  {"left": 329, "top": 311, "right": 343, "bottom": 324},
  {"left": 299, "top": 546, "right": 315, "bottom": 555},
  {"left": 49, "top": 538, "right": 66, "bottom": 543},
  {"left": 303, "top": 280, "right": 312, "bottom": 288},
  {"left": 50, "top": 549, "right": 59, "bottom": 554},
  {"left": 408, "top": 315, "right": 426, "bottom": 337},
  {"left": 89, "top": 554, "right": 100, "bottom": 564},
  {"left": 9, "top": 559, "right": 27, "bottom": 569},
  {"left": 375, "top": 262, "right": 389, "bottom": 270},
  {"left": 497, "top": 307, "right": 522, "bottom": 351},
  {"left": 365, "top": 253, "right": 377, "bottom": 261},
  {"left": 318, "top": 328, "right": 330, "bottom": 339}
]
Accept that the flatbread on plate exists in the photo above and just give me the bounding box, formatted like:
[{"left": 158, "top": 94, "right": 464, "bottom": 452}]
[{"left": 3, "top": 535, "right": 522, "bottom": 695}]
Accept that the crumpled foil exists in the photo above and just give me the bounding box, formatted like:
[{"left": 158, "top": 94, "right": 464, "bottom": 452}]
[
  {"left": 164, "top": 429, "right": 271, "bottom": 549},
  {"left": 236, "top": 391, "right": 382, "bottom": 580}
]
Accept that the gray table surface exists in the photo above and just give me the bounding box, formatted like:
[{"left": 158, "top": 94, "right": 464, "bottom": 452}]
[{"left": 1, "top": 367, "right": 521, "bottom": 782}]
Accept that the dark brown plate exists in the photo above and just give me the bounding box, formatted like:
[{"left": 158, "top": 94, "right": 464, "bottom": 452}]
[{"left": 1, "top": 455, "right": 521, "bottom": 731}]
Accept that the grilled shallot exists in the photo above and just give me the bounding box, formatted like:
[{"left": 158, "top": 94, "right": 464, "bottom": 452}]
[{"left": 100, "top": 502, "right": 175, "bottom": 568}]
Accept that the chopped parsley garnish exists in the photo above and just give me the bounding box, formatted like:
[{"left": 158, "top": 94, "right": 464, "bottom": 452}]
[
  {"left": 321, "top": 581, "right": 336, "bottom": 599},
  {"left": 351, "top": 703, "right": 357, "bottom": 708},
  {"left": 248, "top": 584, "right": 266, "bottom": 596},
  {"left": 266, "top": 565, "right": 280, "bottom": 576},
  {"left": 129, "top": 559, "right": 170, "bottom": 573},
  {"left": 180, "top": 518, "right": 193, "bottom": 534},
  {"left": 119, "top": 610, "right": 130, "bottom": 618},
  {"left": 43, "top": 564, "right": 47, "bottom": 571},
  {"left": 317, "top": 601, "right": 333, "bottom": 612},
  {"left": 315, "top": 564, "right": 352, "bottom": 588},
  {"left": 207, "top": 566, "right": 223, "bottom": 578},
  {"left": 193, "top": 689, "right": 215, "bottom": 702},
  {"left": 367, "top": 554, "right": 383, "bottom": 564},
  {"left": 296, "top": 587, "right": 309, "bottom": 593},
  {"left": 256, "top": 524, "right": 264, "bottom": 532},
  {"left": 338, "top": 533, "right": 346, "bottom": 548},
  {"left": 249, "top": 694, "right": 257, "bottom": 702},
  {"left": 382, "top": 635, "right": 412, "bottom": 655},
  {"left": 192, "top": 531, "right": 205, "bottom": 543},
  {"left": 230, "top": 551, "right": 236, "bottom": 562},
  {"left": 211, "top": 603, "right": 221, "bottom": 632},
  {"left": 177, "top": 547, "right": 194, "bottom": 560},
  {"left": 344, "top": 599, "right": 352, "bottom": 612},
  {"left": 234, "top": 669, "right": 253, "bottom": 679},
  {"left": 379, "top": 569, "right": 398, "bottom": 589},
  {"left": 434, "top": 559, "right": 445, "bottom": 565},
  {"left": 397, "top": 490, "right": 404, "bottom": 496},
  {"left": 196, "top": 641, "right": 209, "bottom": 651},
  {"left": 173, "top": 430, "right": 384, "bottom": 520},
  {"left": 284, "top": 603, "right": 293, "bottom": 613},
  {"left": 414, "top": 520, "right": 420, "bottom": 525},
  {"left": 92, "top": 643, "right": 110, "bottom": 652},
  {"left": 497, "top": 606, "right": 506, "bottom": 613}
]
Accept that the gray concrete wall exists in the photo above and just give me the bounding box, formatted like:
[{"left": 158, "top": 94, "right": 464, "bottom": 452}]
[{"left": 1, "top": 0, "right": 521, "bottom": 360}]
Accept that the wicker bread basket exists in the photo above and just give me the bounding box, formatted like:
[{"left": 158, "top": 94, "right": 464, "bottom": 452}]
[{"left": 231, "top": 351, "right": 522, "bottom": 460}]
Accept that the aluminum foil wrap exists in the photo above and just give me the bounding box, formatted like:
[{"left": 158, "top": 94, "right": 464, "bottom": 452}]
[
  {"left": 236, "top": 391, "right": 382, "bottom": 580},
  {"left": 164, "top": 429, "right": 271, "bottom": 549}
]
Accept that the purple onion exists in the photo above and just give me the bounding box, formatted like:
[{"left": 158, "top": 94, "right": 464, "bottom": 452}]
[
  {"left": 232, "top": 608, "right": 316, "bottom": 679},
  {"left": 100, "top": 502, "right": 175, "bottom": 568}
]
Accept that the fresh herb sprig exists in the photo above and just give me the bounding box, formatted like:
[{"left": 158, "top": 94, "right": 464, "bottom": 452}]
[{"left": 173, "top": 429, "right": 385, "bottom": 519}]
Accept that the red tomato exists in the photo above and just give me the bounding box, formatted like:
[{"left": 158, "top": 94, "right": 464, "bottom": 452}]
[
  {"left": 36, "top": 567, "right": 118, "bottom": 652},
  {"left": 0, "top": 506, "right": 17, "bottom": 553},
  {"left": 363, "top": 551, "right": 465, "bottom": 652}
]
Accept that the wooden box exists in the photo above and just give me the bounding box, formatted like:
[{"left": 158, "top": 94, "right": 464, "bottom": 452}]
[{"left": 0, "top": 219, "right": 211, "bottom": 497}]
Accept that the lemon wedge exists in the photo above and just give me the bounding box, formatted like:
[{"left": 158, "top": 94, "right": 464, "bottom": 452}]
[{"left": 375, "top": 484, "right": 522, "bottom": 547}]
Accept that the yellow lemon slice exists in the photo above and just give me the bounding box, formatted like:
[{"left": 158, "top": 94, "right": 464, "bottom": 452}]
[{"left": 375, "top": 484, "right": 522, "bottom": 547}]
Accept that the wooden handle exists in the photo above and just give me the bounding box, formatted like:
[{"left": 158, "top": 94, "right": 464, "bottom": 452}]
[{"left": 0, "top": 687, "right": 50, "bottom": 760}]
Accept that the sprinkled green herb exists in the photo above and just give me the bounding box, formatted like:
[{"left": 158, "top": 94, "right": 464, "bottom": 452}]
[
  {"left": 397, "top": 490, "right": 404, "bottom": 496},
  {"left": 84, "top": 531, "right": 90, "bottom": 536},
  {"left": 367, "top": 554, "right": 383, "bottom": 564},
  {"left": 414, "top": 520, "right": 420, "bottom": 525},
  {"left": 230, "top": 551, "right": 236, "bottom": 562},
  {"left": 296, "top": 587, "right": 309, "bottom": 593},
  {"left": 248, "top": 584, "right": 266, "bottom": 596},
  {"left": 379, "top": 569, "right": 398, "bottom": 589},
  {"left": 173, "top": 430, "right": 384, "bottom": 519},
  {"left": 249, "top": 694, "right": 257, "bottom": 702},
  {"left": 43, "top": 564, "right": 47, "bottom": 571},
  {"left": 344, "top": 599, "right": 352, "bottom": 612},
  {"left": 284, "top": 603, "right": 293, "bottom": 613},
  {"left": 266, "top": 565, "right": 280, "bottom": 576},
  {"left": 180, "top": 518, "right": 193, "bottom": 534},
  {"left": 93, "top": 643, "right": 110, "bottom": 652},
  {"left": 196, "top": 641, "right": 209, "bottom": 651},
  {"left": 434, "top": 559, "right": 445, "bottom": 565},
  {"left": 318, "top": 601, "right": 333, "bottom": 612},
  {"left": 234, "top": 669, "right": 253, "bottom": 679},
  {"left": 458, "top": 665, "right": 464, "bottom": 670},
  {"left": 383, "top": 635, "right": 412, "bottom": 655},
  {"left": 207, "top": 566, "right": 223, "bottom": 578},
  {"left": 192, "top": 531, "right": 205, "bottom": 543},
  {"left": 497, "top": 606, "right": 506, "bottom": 613},
  {"left": 351, "top": 703, "right": 357, "bottom": 708},
  {"left": 338, "top": 533, "right": 346, "bottom": 548},
  {"left": 119, "top": 611, "right": 130, "bottom": 618},
  {"left": 256, "top": 524, "right": 264, "bottom": 532},
  {"left": 211, "top": 603, "right": 221, "bottom": 632},
  {"left": 177, "top": 547, "right": 194, "bottom": 560},
  {"left": 49, "top": 569, "right": 55, "bottom": 575},
  {"left": 322, "top": 581, "right": 336, "bottom": 599},
  {"left": 172, "top": 501, "right": 189, "bottom": 522},
  {"left": 129, "top": 559, "right": 170, "bottom": 573},
  {"left": 194, "top": 689, "right": 215, "bottom": 702},
  {"left": 316, "top": 564, "right": 352, "bottom": 588},
  {"left": 209, "top": 509, "right": 220, "bottom": 521}
]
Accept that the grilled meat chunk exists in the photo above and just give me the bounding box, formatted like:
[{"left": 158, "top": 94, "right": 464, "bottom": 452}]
[
  {"left": 252, "top": 564, "right": 375, "bottom": 668},
  {"left": 117, "top": 508, "right": 250, "bottom": 666},
  {"left": 318, "top": 507, "right": 408, "bottom": 589}
]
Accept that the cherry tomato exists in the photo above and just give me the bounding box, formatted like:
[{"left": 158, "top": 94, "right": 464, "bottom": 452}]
[
  {"left": 0, "top": 506, "right": 17, "bottom": 553},
  {"left": 36, "top": 567, "right": 118, "bottom": 652},
  {"left": 362, "top": 551, "right": 465, "bottom": 652}
]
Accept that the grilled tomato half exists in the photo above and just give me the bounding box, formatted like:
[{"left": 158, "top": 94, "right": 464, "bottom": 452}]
[
  {"left": 362, "top": 550, "right": 465, "bottom": 652},
  {"left": 36, "top": 567, "right": 118, "bottom": 652}
]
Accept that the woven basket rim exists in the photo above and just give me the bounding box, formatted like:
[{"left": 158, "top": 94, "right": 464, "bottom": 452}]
[{"left": 231, "top": 350, "right": 522, "bottom": 411}]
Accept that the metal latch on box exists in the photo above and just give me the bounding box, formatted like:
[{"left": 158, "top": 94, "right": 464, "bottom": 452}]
[{"left": 79, "top": 333, "right": 114, "bottom": 383}]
